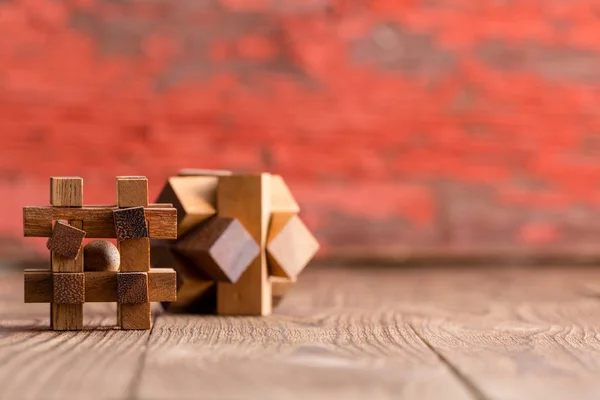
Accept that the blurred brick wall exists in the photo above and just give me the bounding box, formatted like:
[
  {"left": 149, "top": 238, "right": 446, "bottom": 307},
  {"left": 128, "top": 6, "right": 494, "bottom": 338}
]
[{"left": 2, "top": 0, "right": 600, "bottom": 261}]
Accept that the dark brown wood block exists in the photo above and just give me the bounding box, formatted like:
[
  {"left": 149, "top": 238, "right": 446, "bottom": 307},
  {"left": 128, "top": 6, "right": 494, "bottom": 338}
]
[
  {"left": 46, "top": 221, "right": 86, "bottom": 259},
  {"left": 113, "top": 207, "right": 149, "bottom": 240},
  {"left": 53, "top": 273, "right": 85, "bottom": 304},
  {"left": 117, "top": 272, "right": 149, "bottom": 304},
  {"left": 173, "top": 216, "right": 260, "bottom": 283}
]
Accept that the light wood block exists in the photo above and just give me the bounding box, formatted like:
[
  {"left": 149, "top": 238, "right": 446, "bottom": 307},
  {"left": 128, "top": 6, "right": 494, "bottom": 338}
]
[
  {"left": 173, "top": 217, "right": 259, "bottom": 283},
  {"left": 50, "top": 177, "right": 83, "bottom": 207},
  {"left": 118, "top": 303, "right": 151, "bottom": 330},
  {"left": 216, "top": 174, "right": 272, "bottom": 316},
  {"left": 270, "top": 175, "right": 300, "bottom": 213},
  {"left": 119, "top": 238, "right": 150, "bottom": 272},
  {"left": 267, "top": 214, "right": 319, "bottom": 279},
  {"left": 156, "top": 176, "right": 218, "bottom": 236},
  {"left": 25, "top": 269, "right": 177, "bottom": 303},
  {"left": 116, "top": 177, "right": 148, "bottom": 208},
  {"left": 24, "top": 206, "right": 177, "bottom": 239}
]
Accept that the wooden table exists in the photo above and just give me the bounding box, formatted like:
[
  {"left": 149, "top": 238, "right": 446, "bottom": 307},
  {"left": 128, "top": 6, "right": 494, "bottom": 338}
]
[{"left": 2, "top": 265, "right": 600, "bottom": 399}]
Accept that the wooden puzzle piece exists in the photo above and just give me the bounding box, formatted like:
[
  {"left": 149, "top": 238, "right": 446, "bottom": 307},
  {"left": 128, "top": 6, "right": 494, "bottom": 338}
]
[
  {"left": 216, "top": 174, "right": 272, "bottom": 316},
  {"left": 270, "top": 276, "right": 296, "bottom": 308},
  {"left": 83, "top": 240, "right": 120, "bottom": 272},
  {"left": 24, "top": 206, "right": 176, "bottom": 239},
  {"left": 119, "top": 238, "right": 150, "bottom": 272},
  {"left": 156, "top": 176, "right": 218, "bottom": 236},
  {"left": 24, "top": 176, "right": 177, "bottom": 330},
  {"left": 116, "top": 176, "right": 149, "bottom": 208},
  {"left": 270, "top": 175, "right": 300, "bottom": 213},
  {"left": 267, "top": 214, "right": 319, "bottom": 279},
  {"left": 46, "top": 221, "right": 86, "bottom": 259},
  {"left": 50, "top": 177, "right": 83, "bottom": 207},
  {"left": 116, "top": 177, "right": 152, "bottom": 330},
  {"left": 173, "top": 217, "right": 260, "bottom": 283},
  {"left": 178, "top": 169, "right": 232, "bottom": 177},
  {"left": 53, "top": 272, "right": 85, "bottom": 304},
  {"left": 50, "top": 177, "right": 85, "bottom": 331},
  {"left": 113, "top": 207, "right": 149, "bottom": 240},
  {"left": 25, "top": 269, "right": 176, "bottom": 303},
  {"left": 117, "top": 272, "right": 149, "bottom": 304}
]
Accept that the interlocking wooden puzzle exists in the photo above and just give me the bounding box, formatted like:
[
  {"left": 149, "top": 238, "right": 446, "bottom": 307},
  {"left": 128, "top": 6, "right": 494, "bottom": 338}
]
[
  {"left": 23, "top": 176, "right": 178, "bottom": 330},
  {"left": 152, "top": 169, "right": 319, "bottom": 316}
]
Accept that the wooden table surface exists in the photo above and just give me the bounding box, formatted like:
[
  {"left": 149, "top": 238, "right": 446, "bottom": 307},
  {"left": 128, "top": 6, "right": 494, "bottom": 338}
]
[{"left": 2, "top": 265, "right": 600, "bottom": 400}]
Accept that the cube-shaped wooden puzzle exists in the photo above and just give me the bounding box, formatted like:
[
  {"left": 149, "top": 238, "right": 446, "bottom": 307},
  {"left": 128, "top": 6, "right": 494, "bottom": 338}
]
[
  {"left": 23, "top": 176, "right": 178, "bottom": 330},
  {"left": 152, "top": 170, "right": 319, "bottom": 316}
]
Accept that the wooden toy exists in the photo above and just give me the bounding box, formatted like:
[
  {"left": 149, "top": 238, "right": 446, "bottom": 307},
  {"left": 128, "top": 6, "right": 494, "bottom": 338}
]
[
  {"left": 153, "top": 170, "right": 319, "bottom": 316},
  {"left": 23, "top": 176, "right": 178, "bottom": 330}
]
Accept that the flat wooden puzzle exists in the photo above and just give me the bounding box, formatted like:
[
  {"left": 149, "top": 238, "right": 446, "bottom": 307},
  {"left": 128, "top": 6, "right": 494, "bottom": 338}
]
[
  {"left": 152, "top": 169, "right": 319, "bottom": 316},
  {"left": 23, "top": 176, "right": 178, "bottom": 330}
]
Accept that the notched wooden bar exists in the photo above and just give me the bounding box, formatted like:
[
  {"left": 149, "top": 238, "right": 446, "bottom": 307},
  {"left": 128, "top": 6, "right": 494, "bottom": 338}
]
[
  {"left": 23, "top": 206, "right": 177, "bottom": 239},
  {"left": 24, "top": 269, "right": 177, "bottom": 303}
]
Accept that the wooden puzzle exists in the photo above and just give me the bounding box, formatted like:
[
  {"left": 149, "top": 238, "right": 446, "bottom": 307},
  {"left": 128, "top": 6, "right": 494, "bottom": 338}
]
[
  {"left": 152, "top": 170, "right": 319, "bottom": 316},
  {"left": 23, "top": 176, "right": 178, "bottom": 330}
]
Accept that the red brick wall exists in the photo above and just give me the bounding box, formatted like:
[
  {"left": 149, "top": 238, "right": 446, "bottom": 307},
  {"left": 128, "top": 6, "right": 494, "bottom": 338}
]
[{"left": 2, "top": 0, "right": 600, "bottom": 260}]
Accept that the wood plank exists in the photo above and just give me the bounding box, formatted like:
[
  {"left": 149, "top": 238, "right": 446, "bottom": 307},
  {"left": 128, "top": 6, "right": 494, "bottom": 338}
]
[
  {"left": 23, "top": 207, "right": 177, "bottom": 239},
  {"left": 25, "top": 269, "right": 177, "bottom": 303},
  {"left": 13, "top": 265, "right": 600, "bottom": 399},
  {"left": 216, "top": 174, "right": 272, "bottom": 315},
  {"left": 137, "top": 301, "right": 472, "bottom": 399},
  {"left": 0, "top": 308, "right": 150, "bottom": 399}
]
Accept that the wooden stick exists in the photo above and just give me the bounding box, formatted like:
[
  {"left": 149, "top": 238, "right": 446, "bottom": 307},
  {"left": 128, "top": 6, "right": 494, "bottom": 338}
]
[
  {"left": 24, "top": 206, "right": 177, "bottom": 239},
  {"left": 216, "top": 174, "right": 272, "bottom": 315},
  {"left": 24, "top": 269, "right": 177, "bottom": 303},
  {"left": 50, "top": 177, "right": 84, "bottom": 330},
  {"left": 116, "top": 177, "right": 152, "bottom": 330}
]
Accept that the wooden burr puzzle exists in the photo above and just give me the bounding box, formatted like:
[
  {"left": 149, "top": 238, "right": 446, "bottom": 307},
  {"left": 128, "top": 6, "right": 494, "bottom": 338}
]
[
  {"left": 23, "top": 176, "right": 178, "bottom": 330},
  {"left": 152, "top": 169, "right": 319, "bottom": 315}
]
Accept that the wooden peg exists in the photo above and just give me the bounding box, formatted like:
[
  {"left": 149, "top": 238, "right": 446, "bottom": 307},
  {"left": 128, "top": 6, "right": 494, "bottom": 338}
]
[{"left": 216, "top": 174, "right": 272, "bottom": 316}]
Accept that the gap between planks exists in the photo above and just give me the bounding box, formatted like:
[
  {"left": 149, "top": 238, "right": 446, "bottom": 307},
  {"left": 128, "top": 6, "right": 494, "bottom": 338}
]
[{"left": 408, "top": 322, "right": 487, "bottom": 400}]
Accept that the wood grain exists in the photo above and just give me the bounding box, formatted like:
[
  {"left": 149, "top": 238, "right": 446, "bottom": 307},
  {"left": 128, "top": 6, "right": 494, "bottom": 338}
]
[
  {"left": 116, "top": 176, "right": 149, "bottom": 208},
  {"left": 117, "top": 178, "right": 153, "bottom": 330},
  {"left": 11, "top": 266, "right": 600, "bottom": 399},
  {"left": 23, "top": 207, "right": 177, "bottom": 239},
  {"left": 0, "top": 290, "right": 151, "bottom": 399},
  {"left": 25, "top": 269, "right": 177, "bottom": 303},
  {"left": 50, "top": 178, "right": 84, "bottom": 330},
  {"left": 216, "top": 174, "right": 272, "bottom": 315},
  {"left": 49, "top": 177, "right": 83, "bottom": 207}
]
